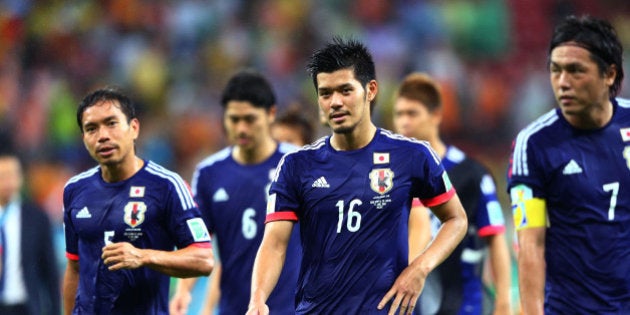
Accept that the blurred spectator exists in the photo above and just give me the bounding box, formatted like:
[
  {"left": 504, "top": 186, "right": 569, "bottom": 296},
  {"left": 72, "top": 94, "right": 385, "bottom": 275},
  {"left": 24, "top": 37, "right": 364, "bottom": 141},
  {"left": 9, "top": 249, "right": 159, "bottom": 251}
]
[{"left": 0, "top": 141, "right": 60, "bottom": 315}]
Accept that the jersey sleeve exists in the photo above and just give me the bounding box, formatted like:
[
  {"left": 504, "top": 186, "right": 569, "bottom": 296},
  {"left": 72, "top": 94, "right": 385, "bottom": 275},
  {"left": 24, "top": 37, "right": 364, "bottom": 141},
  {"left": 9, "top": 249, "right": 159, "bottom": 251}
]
[
  {"left": 507, "top": 132, "right": 546, "bottom": 198},
  {"left": 508, "top": 133, "right": 549, "bottom": 230},
  {"left": 191, "top": 166, "right": 215, "bottom": 233},
  {"left": 266, "top": 153, "right": 299, "bottom": 223},
  {"left": 165, "top": 175, "right": 211, "bottom": 248},
  {"left": 63, "top": 185, "right": 79, "bottom": 260},
  {"left": 412, "top": 143, "right": 455, "bottom": 207},
  {"left": 476, "top": 174, "right": 506, "bottom": 237}
]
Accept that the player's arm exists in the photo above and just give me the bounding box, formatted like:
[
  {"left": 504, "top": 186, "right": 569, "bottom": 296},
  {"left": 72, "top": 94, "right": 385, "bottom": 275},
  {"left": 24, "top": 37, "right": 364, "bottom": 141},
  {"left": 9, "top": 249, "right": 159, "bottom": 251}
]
[
  {"left": 486, "top": 232, "right": 512, "bottom": 315},
  {"left": 247, "top": 220, "right": 294, "bottom": 315},
  {"left": 63, "top": 258, "right": 80, "bottom": 315},
  {"left": 169, "top": 276, "right": 200, "bottom": 315},
  {"left": 201, "top": 263, "right": 222, "bottom": 315},
  {"left": 379, "top": 194, "right": 467, "bottom": 315},
  {"left": 408, "top": 200, "right": 431, "bottom": 263},
  {"left": 101, "top": 242, "right": 214, "bottom": 278},
  {"left": 511, "top": 184, "right": 547, "bottom": 315}
]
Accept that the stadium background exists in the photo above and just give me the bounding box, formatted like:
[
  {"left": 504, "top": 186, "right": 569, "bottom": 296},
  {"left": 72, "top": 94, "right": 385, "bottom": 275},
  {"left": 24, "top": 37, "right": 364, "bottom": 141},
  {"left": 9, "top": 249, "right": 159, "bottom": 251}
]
[{"left": 0, "top": 0, "right": 628, "bottom": 314}]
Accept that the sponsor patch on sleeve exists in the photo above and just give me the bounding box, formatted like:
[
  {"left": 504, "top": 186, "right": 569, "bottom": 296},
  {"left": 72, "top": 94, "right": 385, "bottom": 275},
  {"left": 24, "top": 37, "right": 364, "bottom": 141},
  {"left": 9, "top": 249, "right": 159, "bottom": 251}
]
[
  {"left": 267, "top": 193, "right": 277, "bottom": 215},
  {"left": 186, "top": 218, "right": 211, "bottom": 242},
  {"left": 442, "top": 171, "right": 453, "bottom": 191}
]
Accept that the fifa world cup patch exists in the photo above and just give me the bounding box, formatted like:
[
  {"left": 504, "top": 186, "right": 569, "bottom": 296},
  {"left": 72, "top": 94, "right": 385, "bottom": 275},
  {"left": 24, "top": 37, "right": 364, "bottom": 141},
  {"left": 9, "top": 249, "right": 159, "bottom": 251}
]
[
  {"left": 510, "top": 184, "right": 547, "bottom": 230},
  {"left": 187, "top": 218, "right": 211, "bottom": 242}
]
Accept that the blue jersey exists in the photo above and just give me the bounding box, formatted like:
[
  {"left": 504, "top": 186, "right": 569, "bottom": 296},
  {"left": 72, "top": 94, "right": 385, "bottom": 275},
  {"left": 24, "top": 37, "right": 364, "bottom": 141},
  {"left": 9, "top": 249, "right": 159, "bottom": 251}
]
[
  {"left": 422, "top": 146, "right": 506, "bottom": 315},
  {"left": 266, "top": 129, "right": 455, "bottom": 314},
  {"left": 508, "top": 98, "right": 630, "bottom": 313},
  {"left": 63, "top": 160, "right": 211, "bottom": 315},
  {"left": 192, "top": 143, "right": 301, "bottom": 315}
]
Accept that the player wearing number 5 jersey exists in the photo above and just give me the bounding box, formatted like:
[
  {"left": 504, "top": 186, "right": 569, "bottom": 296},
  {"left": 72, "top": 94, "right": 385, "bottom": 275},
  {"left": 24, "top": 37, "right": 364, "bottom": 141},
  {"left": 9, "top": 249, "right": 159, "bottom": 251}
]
[
  {"left": 508, "top": 15, "right": 630, "bottom": 314},
  {"left": 63, "top": 87, "right": 213, "bottom": 315},
  {"left": 247, "top": 38, "right": 467, "bottom": 315},
  {"left": 170, "top": 71, "right": 301, "bottom": 315}
]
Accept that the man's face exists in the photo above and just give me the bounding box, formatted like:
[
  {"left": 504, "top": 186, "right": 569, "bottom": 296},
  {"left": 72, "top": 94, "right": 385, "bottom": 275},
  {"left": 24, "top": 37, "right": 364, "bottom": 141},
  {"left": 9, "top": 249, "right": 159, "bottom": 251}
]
[
  {"left": 81, "top": 100, "right": 139, "bottom": 167},
  {"left": 550, "top": 44, "right": 616, "bottom": 121},
  {"left": 0, "top": 156, "right": 22, "bottom": 206},
  {"left": 316, "top": 69, "right": 374, "bottom": 134},
  {"left": 393, "top": 96, "right": 437, "bottom": 141},
  {"left": 271, "top": 123, "right": 304, "bottom": 147},
  {"left": 224, "top": 101, "right": 275, "bottom": 151}
]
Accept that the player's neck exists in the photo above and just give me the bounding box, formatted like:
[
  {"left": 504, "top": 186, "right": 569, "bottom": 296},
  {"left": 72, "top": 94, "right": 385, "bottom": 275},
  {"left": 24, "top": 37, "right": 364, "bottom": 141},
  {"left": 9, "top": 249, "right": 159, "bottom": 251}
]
[
  {"left": 564, "top": 99, "right": 614, "bottom": 130},
  {"left": 330, "top": 123, "right": 377, "bottom": 151},
  {"left": 233, "top": 138, "right": 277, "bottom": 165},
  {"left": 430, "top": 139, "right": 447, "bottom": 158},
  {"left": 101, "top": 156, "right": 144, "bottom": 183}
]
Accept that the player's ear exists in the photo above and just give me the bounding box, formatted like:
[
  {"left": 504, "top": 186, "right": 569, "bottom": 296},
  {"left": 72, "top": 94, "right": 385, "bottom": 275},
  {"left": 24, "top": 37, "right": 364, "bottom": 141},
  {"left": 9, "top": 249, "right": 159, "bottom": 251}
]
[
  {"left": 366, "top": 80, "right": 378, "bottom": 102},
  {"left": 130, "top": 118, "right": 140, "bottom": 139},
  {"left": 268, "top": 105, "right": 277, "bottom": 123},
  {"left": 431, "top": 107, "right": 443, "bottom": 126}
]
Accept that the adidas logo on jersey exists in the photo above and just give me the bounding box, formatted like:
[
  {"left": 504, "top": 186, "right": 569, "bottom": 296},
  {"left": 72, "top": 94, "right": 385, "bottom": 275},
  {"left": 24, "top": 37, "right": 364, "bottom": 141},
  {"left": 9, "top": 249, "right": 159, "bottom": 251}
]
[
  {"left": 312, "top": 176, "right": 330, "bottom": 188},
  {"left": 76, "top": 206, "right": 92, "bottom": 218},
  {"left": 213, "top": 188, "right": 229, "bottom": 202},
  {"left": 562, "top": 159, "right": 583, "bottom": 175}
]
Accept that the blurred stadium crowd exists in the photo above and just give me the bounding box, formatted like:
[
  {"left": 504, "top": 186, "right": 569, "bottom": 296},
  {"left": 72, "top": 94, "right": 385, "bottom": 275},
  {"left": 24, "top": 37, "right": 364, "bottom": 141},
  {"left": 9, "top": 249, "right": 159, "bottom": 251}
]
[{"left": 0, "top": 0, "right": 628, "bottom": 275}]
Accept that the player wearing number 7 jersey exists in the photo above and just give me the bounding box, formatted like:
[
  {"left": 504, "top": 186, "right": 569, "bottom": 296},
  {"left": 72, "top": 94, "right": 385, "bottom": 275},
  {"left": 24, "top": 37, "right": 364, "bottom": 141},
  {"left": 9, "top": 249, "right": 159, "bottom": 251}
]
[
  {"left": 170, "top": 70, "right": 301, "bottom": 315},
  {"left": 507, "top": 15, "right": 630, "bottom": 314},
  {"left": 247, "top": 38, "right": 467, "bottom": 315}
]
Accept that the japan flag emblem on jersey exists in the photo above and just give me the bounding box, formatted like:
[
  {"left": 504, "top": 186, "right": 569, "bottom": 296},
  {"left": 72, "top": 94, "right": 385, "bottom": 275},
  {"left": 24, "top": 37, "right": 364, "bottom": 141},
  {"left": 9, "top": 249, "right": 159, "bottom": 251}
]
[
  {"left": 620, "top": 127, "right": 630, "bottom": 142},
  {"left": 369, "top": 168, "right": 394, "bottom": 195},
  {"left": 130, "top": 186, "right": 145, "bottom": 197},
  {"left": 124, "top": 201, "right": 147, "bottom": 228},
  {"left": 373, "top": 152, "right": 390, "bottom": 164}
]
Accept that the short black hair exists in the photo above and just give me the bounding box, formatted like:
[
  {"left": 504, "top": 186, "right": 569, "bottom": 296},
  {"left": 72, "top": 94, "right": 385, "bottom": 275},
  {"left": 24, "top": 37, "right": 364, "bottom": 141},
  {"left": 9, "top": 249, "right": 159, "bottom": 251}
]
[
  {"left": 220, "top": 70, "right": 276, "bottom": 110},
  {"left": 549, "top": 15, "right": 624, "bottom": 96},
  {"left": 273, "top": 106, "right": 315, "bottom": 145},
  {"left": 306, "top": 37, "right": 376, "bottom": 90},
  {"left": 77, "top": 86, "right": 136, "bottom": 133}
]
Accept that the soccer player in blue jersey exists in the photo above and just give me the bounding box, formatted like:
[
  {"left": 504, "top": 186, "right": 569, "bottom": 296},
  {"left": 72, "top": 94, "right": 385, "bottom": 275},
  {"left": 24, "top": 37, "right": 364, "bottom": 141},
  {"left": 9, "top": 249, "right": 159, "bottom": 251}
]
[
  {"left": 170, "top": 70, "right": 302, "bottom": 315},
  {"left": 508, "top": 15, "right": 630, "bottom": 314},
  {"left": 247, "top": 38, "right": 468, "bottom": 315},
  {"left": 62, "top": 87, "right": 214, "bottom": 315},
  {"left": 394, "top": 72, "right": 512, "bottom": 315}
]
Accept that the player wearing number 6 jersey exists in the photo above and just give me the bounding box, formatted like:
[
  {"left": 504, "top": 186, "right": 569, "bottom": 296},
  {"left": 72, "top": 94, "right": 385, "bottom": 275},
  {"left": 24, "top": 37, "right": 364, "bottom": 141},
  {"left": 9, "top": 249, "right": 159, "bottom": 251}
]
[
  {"left": 170, "top": 71, "right": 301, "bottom": 315},
  {"left": 247, "top": 38, "right": 467, "bottom": 315},
  {"left": 508, "top": 15, "right": 630, "bottom": 314}
]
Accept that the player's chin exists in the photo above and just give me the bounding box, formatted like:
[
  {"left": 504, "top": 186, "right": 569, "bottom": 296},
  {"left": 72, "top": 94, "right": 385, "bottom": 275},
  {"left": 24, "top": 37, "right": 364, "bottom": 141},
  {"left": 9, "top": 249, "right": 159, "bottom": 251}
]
[{"left": 332, "top": 124, "right": 355, "bottom": 134}]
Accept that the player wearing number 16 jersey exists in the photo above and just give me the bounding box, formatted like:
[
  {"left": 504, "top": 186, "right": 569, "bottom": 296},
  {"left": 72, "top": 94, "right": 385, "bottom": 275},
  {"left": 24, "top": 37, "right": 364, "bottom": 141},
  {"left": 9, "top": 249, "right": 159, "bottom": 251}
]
[
  {"left": 247, "top": 38, "right": 467, "bottom": 315},
  {"left": 508, "top": 15, "right": 630, "bottom": 314}
]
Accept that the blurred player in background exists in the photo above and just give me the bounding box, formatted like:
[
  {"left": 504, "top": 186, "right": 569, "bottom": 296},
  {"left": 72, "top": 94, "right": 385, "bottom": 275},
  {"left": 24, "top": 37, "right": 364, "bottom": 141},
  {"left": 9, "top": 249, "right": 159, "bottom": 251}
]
[
  {"left": 508, "top": 15, "right": 630, "bottom": 314},
  {"left": 394, "top": 72, "right": 511, "bottom": 315},
  {"left": 271, "top": 105, "right": 316, "bottom": 146},
  {"left": 170, "top": 70, "right": 301, "bottom": 315}
]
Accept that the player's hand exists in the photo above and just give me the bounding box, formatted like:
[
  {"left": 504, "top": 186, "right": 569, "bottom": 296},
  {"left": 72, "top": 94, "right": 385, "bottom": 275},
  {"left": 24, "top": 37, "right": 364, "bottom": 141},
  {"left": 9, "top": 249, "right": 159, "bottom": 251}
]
[
  {"left": 245, "top": 303, "right": 269, "bottom": 315},
  {"left": 169, "top": 289, "right": 192, "bottom": 315},
  {"left": 101, "top": 242, "right": 145, "bottom": 270},
  {"left": 377, "top": 264, "right": 427, "bottom": 315}
]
